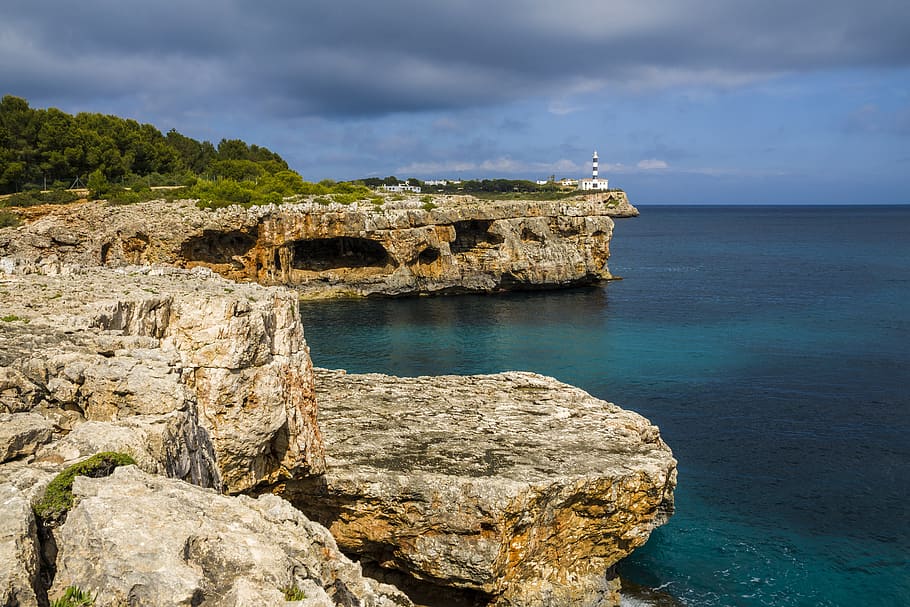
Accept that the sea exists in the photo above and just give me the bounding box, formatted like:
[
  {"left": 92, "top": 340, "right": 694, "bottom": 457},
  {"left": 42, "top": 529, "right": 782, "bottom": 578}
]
[{"left": 298, "top": 205, "right": 910, "bottom": 607}]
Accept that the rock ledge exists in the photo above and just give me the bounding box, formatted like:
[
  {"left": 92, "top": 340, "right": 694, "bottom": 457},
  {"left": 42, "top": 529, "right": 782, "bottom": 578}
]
[{"left": 282, "top": 369, "right": 677, "bottom": 607}]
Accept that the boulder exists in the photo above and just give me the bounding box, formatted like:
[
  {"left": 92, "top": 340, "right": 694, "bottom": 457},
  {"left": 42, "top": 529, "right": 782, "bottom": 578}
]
[
  {"left": 0, "top": 412, "right": 54, "bottom": 463},
  {"left": 282, "top": 369, "right": 677, "bottom": 607},
  {"left": 50, "top": 466, "right": 413, "bottom": 607}
]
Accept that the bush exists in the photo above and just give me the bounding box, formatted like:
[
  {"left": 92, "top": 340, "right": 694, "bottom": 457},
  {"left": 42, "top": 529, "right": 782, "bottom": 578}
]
[
  {"left": 282, "top": 586, "right": 306, "bottom": 601},
  {"left": 0, "top": 210, "right": 20, "bottom": 228},
  {"left": 105, "top": 189, "right": 142, "bottom": 205},
  {"left": 34, "top": 452, "right": 136, "bottom": 526},
  {"left": 2, "top": 190, "right": 81, "bottom": 208},
  {"left": 87, "top": 169, "right": 110, "bottom": 199},
  {"left": 51, "top": 586, "right": 95, "bottom": 607}
]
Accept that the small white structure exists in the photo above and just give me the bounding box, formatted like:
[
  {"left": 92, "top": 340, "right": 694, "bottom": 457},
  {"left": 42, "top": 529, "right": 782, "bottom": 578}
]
[
  {"left": 424, "top": 179, "right": 449, "bottom": 186},
  {"left": 535, "top": 179, "right": 550, "bottom": 185},
  {"left": 382, "top": 180, "right": 422, "bottom": 194},
  {"left": 560, "top": 178, "right": 579, "bottom": 187},
  {"left": 578, "top": 150, "right": 610, "bottom": 191}
]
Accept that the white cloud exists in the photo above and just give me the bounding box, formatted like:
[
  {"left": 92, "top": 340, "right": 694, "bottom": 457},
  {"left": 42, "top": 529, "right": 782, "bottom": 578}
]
[{"left": 637, "top": 159, "right": 669, "bottom": 170}]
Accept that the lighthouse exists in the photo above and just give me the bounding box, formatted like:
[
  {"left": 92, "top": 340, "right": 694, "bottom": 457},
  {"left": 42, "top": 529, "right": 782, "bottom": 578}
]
[{"left": 578, "top": 149, "right": 610, "bottom": 191}]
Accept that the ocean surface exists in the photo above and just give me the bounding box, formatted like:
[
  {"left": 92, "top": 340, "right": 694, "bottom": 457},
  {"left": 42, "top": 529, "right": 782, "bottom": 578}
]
[{"left": 298, "top": 205, "right": 910, "bottom": 607}]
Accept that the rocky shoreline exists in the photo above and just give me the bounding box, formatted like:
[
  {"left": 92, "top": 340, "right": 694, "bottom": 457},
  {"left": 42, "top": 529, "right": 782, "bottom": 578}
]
[
  {"left": 0, "top": 197, "right": 674, "bottom": 607},
  {"left": 0, "top": 192, "right": 637, "bottom": 298}
]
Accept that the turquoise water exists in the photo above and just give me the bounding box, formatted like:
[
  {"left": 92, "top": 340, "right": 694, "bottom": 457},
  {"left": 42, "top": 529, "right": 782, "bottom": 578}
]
[{"left": 299, "top": 205, "right": 910, "bottom": 606}]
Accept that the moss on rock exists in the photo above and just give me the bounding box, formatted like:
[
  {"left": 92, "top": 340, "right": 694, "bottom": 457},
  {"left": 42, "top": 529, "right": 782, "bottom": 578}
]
[{"left": 34, "top": 452, "right": 136, "bottom": 526}]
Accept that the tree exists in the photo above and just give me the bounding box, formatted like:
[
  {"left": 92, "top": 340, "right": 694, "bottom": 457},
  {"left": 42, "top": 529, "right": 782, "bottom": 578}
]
[{"left": 87, "top": 169, "right": 110, "bottom": 199}]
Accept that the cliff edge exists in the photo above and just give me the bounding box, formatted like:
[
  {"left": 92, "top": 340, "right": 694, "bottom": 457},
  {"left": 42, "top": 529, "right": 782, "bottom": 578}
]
[{"left": 0, "top": 192, "right": 637, "bottom": 298}]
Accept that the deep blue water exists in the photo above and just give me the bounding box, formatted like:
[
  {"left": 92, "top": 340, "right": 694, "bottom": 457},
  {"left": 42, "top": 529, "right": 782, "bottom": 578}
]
[{"left": 299, "top": 205, "right": 910, "bottom": 607}]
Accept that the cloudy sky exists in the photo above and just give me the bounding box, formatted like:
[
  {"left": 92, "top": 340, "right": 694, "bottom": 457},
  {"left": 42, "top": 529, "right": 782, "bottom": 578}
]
[{"left": 3, "top": 0, "right": 909, "bottom": 203}]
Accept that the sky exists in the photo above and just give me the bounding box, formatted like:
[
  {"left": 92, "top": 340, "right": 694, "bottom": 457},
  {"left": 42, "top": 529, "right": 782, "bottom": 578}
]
[{"left": 2, "top": 0, "right": 909, "bottom": 204}]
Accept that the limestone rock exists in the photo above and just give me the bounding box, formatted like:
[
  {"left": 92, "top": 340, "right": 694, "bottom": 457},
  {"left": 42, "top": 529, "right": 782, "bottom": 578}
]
[
  {"left": 0, "top": 483, "right": 41, "bottom": 607},
  {"left": 282, "top": 370, "right": 677, "bottom": 607},
  {"left": 0, "top": 194, "right": 638, "bottom": 298},
  {"left": 0, "top": 266, "right": 324, "bottom": 493},
  {"left": 50, "top": 465, "right": 413, "bottom": 607},
  {"left": 0, "top": 412, "right": 54, "bottom": 463}
]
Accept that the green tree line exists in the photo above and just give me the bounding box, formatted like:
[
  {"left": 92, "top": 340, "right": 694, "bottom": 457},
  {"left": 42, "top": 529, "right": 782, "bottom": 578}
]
[{"left": 0, "top": 95, "right": 288, "bottom": 194}]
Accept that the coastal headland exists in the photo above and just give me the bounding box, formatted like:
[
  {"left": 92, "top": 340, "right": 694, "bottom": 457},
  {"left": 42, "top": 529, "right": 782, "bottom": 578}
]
[
  {"left": 0, "top": 192, "right": 674, "bottom": 607},
  {"left": 0, "top": 191, "right": 637, "bottom": 298}
]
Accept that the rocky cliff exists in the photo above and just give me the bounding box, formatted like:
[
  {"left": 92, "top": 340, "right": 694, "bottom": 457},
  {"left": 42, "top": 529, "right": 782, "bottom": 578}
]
[
  {"left": 282, "top": 369, "right": 677, "bottom": 607},
  {"left": 0, "top": 192, "right": 636, "bottom": 297},
  {"left": 0, "top": 266, "right": 324, "bottom": 495},
  {"left": 0, "top": 194, "right": 678, "bottom": 607}
]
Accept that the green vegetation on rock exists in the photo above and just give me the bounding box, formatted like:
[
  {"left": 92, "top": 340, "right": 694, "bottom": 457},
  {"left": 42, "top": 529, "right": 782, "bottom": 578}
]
[
  {"left": 34, "top": 452, "right": 136, "bottom": 525},
  {"left": 282, "top": 585, "right": 307, "bottom": 601},
  {"left": 1, "top": 189, "right": 82, "bottom": 207},
  {"left": 0, "top": 210, "right": 20, "bottom": 228},
  {"left": 51, "top": 586, "right": 95, "bottom": 607},
  {"left": 357, "top": 175, "right": 624, "bottom": 201},
  {"left": 190, "top": 175, "right": 374, "bottom": 209}
]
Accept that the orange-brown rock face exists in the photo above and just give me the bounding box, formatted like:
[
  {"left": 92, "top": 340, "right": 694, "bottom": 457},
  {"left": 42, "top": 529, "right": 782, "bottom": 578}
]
[
  {"left": 0, "top": 193, "right": 637, "bottom": 298},
  {"left": 282, "top": 369, "right": 676, "bottom": 607}
]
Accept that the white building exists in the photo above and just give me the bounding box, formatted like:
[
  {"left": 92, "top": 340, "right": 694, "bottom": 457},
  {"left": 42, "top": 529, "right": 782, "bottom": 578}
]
[
  {"left": 382, "top": 180, "right": 422, "bottom": 193},
  {"left": 578, "top": 150, "right": 610, "bottom": 191}
]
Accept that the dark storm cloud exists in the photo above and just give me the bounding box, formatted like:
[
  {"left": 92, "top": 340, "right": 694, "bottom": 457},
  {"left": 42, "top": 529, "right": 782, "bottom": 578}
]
[{"left": 3, "top": 0, "right": 909, "bottom": 117}]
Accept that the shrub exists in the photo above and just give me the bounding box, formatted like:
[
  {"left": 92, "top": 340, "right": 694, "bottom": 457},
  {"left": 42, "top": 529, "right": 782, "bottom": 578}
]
[
  {"left": 104, "top": 189, "right": 142, "bottom": 205},
  {"left": 51, "top": 586, "right": 95, "bottom": 607},
  {"left": 2, "top": 190, "right": 81, "bottom": 208},
  {"left": 87, "top": 169, "right": 110, "bottom": 199},
  {"left": 34, "top": 452, "right": 136, "bottom": 526},
  {"left": 282, "top": 586, "right": 306, "bottom": 601},
  {"left": 0, "top": 210, "right": 20, "bottom": 228}
]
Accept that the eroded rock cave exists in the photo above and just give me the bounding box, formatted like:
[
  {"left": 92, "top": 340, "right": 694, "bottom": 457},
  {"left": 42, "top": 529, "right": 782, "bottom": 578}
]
[
  {"left": 181, "top": 229, "right": 257, "bottom": 265},
  {"left": 290, "top": 237, "right": 390, "bottom": 271},
  {"left": 450, "top": 220, "right": 504, "bottom": 254}
]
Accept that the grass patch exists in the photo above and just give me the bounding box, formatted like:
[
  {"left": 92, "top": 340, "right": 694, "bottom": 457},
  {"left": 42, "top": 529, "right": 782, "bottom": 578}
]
[
  {"left": 34, "top": 452, "right": 136, "bottom": 526},
  {"left": 51, "top": 586, "right": 95, "bottom": 607},
  {"left": 1, "top": 314, "right": 27, "bottom": 322},
  {"left": 420, "top": 195, "right": 437, "bottom": 211},
  {"left": 282, "top": 586, "right": 307, "bottom": 601}
]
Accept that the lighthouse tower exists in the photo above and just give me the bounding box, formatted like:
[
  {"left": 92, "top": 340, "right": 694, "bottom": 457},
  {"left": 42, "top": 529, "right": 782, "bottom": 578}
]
[{"left": 578, "top": 149, "right": 609, "bottom": 191}]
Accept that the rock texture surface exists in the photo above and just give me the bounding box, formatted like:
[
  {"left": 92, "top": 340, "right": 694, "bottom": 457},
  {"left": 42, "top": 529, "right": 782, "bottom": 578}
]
[
  {"left": 282, "top": 369, "right": 677, "bottom": 607},
  {"left": 51, "top": 465, "right": 413, "bottom": 607},
  {"left": 0, "top": 483, "right": 41, "bottom": 607},
  {"left": 0, "top": 193, "right": 637, "bottom": 297},
  {"left": 0, "top": 266, "right": 324, "bottom": 494}
]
